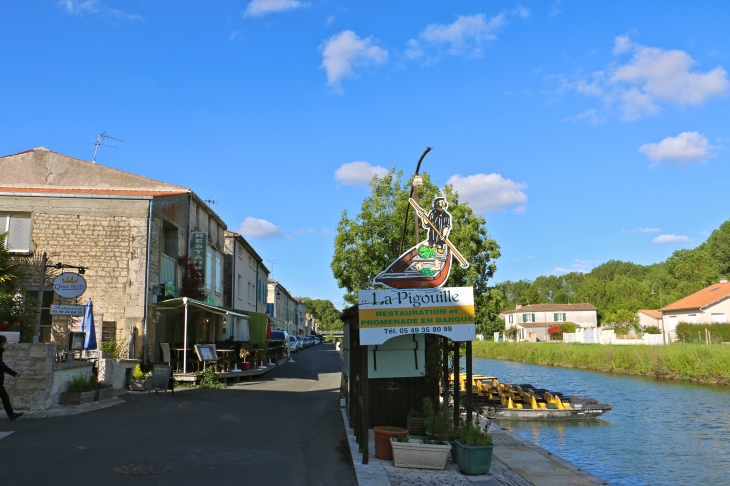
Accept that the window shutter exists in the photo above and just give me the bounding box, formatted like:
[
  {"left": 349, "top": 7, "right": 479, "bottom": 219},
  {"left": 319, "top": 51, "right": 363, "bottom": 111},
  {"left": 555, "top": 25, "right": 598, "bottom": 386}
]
[
  {"left": 554, "top": 313, "right": 558, "bottom": 322},
  {"left": 563, "top": 313, "right": 566, "bottom": 321},
  {"left": 6, "top": 214, "right": 32, "bottom": 252},
  {"left": 522, "top": 314, "right": 527, "bottom": 323},
  {"left": 531, "top": 314, "right": 535, "bottom": 322}
]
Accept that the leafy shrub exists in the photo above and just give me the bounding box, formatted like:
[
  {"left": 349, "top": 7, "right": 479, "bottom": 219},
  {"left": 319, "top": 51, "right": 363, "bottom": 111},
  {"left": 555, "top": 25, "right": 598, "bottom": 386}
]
[
  {"left": 407, "top": 409, "right": 424, "bottom": 418},
  {"left": 676, "top": 323, "right": 730, "bottom": 343},
  {"left": 195, "top": 366, "right": 224, "bottom": 389},
  {"left": 65, "top": 374, "right": 97, "bottom": 393},
  {"left": 548, "top": 322, "right": 577, "bottom": 340},
  {"left": 421, "top": 437, "right": 446, "bottom": 445},
  {"left": 644, "top": 326, "right": 662, "bottom": 334},
  {"left": 458, "top": 423, "right": 492, "bottom": 446},
  {"left": 393, "top": 434, "right": 409, "bottom": 443},
  {"left": 100, "top": 337, "right": 129, "bottom": 358},
  {"left": 131, "top": 364, "right": 145, "bottom": 380}
]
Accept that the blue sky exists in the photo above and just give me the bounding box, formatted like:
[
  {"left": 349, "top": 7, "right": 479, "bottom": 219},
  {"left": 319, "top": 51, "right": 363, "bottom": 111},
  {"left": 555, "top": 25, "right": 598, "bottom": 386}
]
[{"left": 2, "top": 1, "right": 729, "bottom": 308}]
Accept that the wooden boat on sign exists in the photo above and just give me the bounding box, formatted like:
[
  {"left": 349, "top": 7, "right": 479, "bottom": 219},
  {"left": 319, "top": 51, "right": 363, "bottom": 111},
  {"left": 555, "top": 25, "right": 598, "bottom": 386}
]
[{"left": 373, "top": 243, "right": 452, "bottom": 289}]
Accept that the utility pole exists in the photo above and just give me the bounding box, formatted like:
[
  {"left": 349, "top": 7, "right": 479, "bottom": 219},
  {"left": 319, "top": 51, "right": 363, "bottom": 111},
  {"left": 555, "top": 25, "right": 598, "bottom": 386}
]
[{"left": 33, "top": 252, "right": 47, "bottom": 343}]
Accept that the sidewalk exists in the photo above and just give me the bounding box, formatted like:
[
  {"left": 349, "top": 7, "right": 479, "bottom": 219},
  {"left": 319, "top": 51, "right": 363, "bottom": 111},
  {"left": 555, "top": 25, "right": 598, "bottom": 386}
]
[{"left": 340, "top": 404, "right": 610, "bottom": 486}]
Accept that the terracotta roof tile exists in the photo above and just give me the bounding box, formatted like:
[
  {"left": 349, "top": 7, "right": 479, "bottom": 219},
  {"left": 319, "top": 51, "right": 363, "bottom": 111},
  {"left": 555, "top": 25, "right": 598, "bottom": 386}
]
[
  {"left": 637, "top": 309, "right": 662, "bottom": 319},
  {"left": 662, "top": 282, "right": 730, "bottom": 312},
  {"left": 0, "top": 187, "right": 188, "bottom": 197},
  {"left": 504, "top": 303, "right": 597, "bottom": 313}
]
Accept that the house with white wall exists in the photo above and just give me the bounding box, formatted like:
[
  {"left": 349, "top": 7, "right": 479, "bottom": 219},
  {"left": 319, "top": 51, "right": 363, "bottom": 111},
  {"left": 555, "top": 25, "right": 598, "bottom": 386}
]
[
  {"left": 502, "top": 303, "right": 598, "bottom": 342},
  {"left": 637, "top": 310, "right": 662, "bottom": 330},
  {"left": 660, "top": 280, "right": 730, "bottom": 341}
]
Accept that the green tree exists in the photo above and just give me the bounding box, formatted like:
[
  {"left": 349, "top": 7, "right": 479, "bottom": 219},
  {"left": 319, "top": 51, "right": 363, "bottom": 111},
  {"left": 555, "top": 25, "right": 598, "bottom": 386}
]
[
  {"left": 330, "top": 169, "right": 501, "bottom": 329},
  {"left": 299, "top": 297, "right": 344, "bottom": 331},
  {"left": 0, "top": 232, "right": 22, "bottom": 287}
]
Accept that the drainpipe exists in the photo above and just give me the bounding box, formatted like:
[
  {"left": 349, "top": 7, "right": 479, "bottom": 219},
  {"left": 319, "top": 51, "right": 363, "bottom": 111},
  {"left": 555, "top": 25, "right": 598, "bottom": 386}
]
[{"left": 142, "top": 199, "right": 153, "bottom": 365}]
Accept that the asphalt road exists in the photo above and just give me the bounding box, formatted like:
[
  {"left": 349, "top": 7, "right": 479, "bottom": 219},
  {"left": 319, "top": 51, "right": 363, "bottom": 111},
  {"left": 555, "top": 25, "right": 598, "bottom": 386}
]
[{"left": 0, "top": 342, "right": 356, "bottom": 486}]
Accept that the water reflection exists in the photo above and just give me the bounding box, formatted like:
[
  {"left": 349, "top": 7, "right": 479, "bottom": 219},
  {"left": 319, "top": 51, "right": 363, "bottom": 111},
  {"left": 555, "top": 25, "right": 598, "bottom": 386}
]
[{"left": 471, "top": 357, "right": 730, "bottom": 486}]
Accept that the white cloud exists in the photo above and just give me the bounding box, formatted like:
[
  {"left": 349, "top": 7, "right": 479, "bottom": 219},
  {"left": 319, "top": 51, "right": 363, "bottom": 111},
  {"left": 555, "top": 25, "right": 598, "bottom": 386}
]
[
  {"left": 652, "top": 234, "right": 690, "bottom": 244},
  {"left": 326, "top": 15, "right": 335, "bottom": 25},
  {"left": 319, "top": 31, "right": 388, "bottom": 88},
  {"left": 556, "top": 37, "right": 728, "bottom": 121},
  {"left": 243, "top": 0, "right": 309, "bottom": 17},
  {"left": 552, "top": 267, "right": 571, "bottom": 276},
  {"left": 334, "top": 161, "right": 388, "bottom": 186},
  {"left": 639, "top": 131, "right": 713, "bottom": 165},
  {"left": 406, "top": 13, "right": 507, "bottom": 60},
  {"left": 229, "top": 30, "right": 243, "bottom": 41},
  {"left": 563, "top": 108, "right": 605, "bottom": 125},
  {"left": 549, "top": 0, "right": 562, "bottom": 18},
  {"left": 446, "top": 173, "right": 527, "bottom": 213},
  {"left": 513, "top": 4, "right": 530, "bottom": 20},
  {"left": 238, "top": 217, "right": 286, "bottom": 239},
  {"left": 622, "top": 227, "right": 662, "bottom": 233},
  {"left": 58, "top": 0, "right": 142, "bottom": 20},
  {"left": 552, "top": 258, "right": 595, "bottom": 276}
]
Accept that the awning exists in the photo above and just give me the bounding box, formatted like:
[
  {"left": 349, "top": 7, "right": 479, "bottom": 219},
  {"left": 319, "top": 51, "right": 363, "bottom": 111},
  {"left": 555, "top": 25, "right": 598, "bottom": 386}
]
[
  {"left": 151, "top": 297, "right": 249, "bottom": 320},
  {"left": 150, "top": 297, "right": 248, "bottom": 373}
]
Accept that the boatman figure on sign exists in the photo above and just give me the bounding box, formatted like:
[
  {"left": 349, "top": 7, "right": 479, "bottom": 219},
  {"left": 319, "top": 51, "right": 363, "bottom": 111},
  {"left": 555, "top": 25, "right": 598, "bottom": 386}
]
[{"left": 424, "top": 197, "right": 451, "bottom": 254}]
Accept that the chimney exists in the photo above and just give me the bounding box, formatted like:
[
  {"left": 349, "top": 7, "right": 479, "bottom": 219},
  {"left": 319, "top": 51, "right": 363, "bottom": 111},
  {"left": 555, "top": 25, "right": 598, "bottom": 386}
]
[
  {"left": 515, "top": 304, "right": 522, "bottom": 309},
  {"left": 721, "top": 277, "right": 728, "bottom": 284}
]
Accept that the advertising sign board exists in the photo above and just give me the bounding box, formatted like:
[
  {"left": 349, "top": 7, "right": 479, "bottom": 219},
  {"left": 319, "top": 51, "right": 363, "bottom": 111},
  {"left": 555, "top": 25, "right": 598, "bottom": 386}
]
[
  {"left": 53, "top": 273, "right": 87, "bottom": 298},
  {"left": 189, "top": 232, "right": 207, "bottom": 277},
  {"left": 50, "top": 304, "right": 85, "bottom": 316},
  {"left": 358, "top": 287, "right": 475, "bottom": 345}
]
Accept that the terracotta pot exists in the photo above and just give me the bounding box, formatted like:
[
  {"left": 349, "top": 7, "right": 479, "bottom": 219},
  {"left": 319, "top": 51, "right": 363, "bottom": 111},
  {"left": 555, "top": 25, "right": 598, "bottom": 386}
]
[{"left": 373, "top": 426, "right": 408, "bottom": 460}]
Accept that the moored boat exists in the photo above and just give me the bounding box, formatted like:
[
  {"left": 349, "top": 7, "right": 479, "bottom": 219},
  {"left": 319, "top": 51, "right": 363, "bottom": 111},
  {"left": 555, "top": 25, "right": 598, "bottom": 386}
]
[
  {"left": 373, "top": 242, "right": 452, "bottom": 289},
  {"left": 453, "top": 374, "right": 613, "bottom": 420}
]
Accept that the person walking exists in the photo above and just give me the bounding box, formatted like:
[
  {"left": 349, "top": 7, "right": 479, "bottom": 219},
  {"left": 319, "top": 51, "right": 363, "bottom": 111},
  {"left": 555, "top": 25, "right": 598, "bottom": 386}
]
[{"left": 0, "top": 335, "right": 23, "bottom": 420}]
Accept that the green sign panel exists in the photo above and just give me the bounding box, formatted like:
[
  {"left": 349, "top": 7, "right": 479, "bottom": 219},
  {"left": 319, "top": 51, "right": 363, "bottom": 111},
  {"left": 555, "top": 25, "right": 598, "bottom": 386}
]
[{"left": 190, "top": 232, "right": 207, "bottom": 277}]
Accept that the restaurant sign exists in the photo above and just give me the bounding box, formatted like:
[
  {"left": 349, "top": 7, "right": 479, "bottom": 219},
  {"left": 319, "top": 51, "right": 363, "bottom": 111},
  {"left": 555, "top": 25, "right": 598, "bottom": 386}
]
[
  {"left": 189, "top": 231, "right": 207, "bottom": 276},
  {"left": 50, "top": 304, "right": 85, "bottom": 316},
  {"left": 358, "top": 287, "right": 475, "bottom": 345},
  {"left": 53, "top": 273, "right": 87, "bottom": 299}
]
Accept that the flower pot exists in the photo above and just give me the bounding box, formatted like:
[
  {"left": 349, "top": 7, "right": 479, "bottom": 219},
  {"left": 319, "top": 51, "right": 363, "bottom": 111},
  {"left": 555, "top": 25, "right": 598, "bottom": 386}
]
[
  {"left": 241, "top": 361, "right": 250, "bottom": 371},
  {"left": 407, "top": 415, "right": 426, "bottom": 436},
  {"left": 129, "top": 379, "right": 151, "bottom": 391},
  {"left": 455, "top": 440, "right": 494, "bottom": 475},
  {"left": 391, "top": 439, "right": 452, "bottom": 470},
  {"left": 59, "top": 391, "right": 96, "bottom": 405},
  {"left": 95, "top": 387, "right": 115, "bottom": 401},
  {"left": 449, "top": 441, "right": 458, "bottom": 463},
  {"left": 373, "top": 426, "right": 408, "bottom": 460}
]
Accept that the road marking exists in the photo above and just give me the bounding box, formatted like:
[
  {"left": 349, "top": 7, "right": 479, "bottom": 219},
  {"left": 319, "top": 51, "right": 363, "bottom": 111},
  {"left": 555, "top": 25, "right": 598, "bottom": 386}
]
[{"left": 0, "top": 431, "right": 14, "bottom": 440}]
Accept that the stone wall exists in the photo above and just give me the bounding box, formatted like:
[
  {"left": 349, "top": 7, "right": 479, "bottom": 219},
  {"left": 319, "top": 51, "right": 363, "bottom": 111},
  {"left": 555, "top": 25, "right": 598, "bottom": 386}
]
[
  {"left": 2, "top": 343, "right": 55, "bottom": 411},
  {"left": 1, "top": 195, "right": 151, "bottom": 349}
]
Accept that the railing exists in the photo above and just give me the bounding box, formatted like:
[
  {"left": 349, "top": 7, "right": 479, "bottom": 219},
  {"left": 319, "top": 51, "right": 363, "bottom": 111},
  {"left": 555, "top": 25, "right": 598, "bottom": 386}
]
[{"left": 160, "top": 254, "right": 176, "bottom": 285}]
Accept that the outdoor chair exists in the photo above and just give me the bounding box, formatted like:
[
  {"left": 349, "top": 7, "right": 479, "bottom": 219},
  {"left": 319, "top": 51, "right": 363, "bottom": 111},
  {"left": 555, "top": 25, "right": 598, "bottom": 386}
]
[{"left": 159, "top": 343, "right": 181, "bottom": 371}]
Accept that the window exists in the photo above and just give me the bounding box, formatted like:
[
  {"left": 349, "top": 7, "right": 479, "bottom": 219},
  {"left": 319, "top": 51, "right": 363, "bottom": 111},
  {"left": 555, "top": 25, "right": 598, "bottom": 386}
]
[
  {"left": 508, "top": 314, "right": 513, "bottom": 324},
  {"left": 554, "top": 313, "right": 567, "bottom": 322},
  {"left": 522, "top": 314, "right": 535, "bottom": 323},
  {"left": 237, "top": 275, "right": 242, "bottom": 299},
  {"left": 248, "top": 282, "right": 255, "bottom": 305},
  {"left": 205, "top": 252, "right": 212, "bottom": 289},
  {"left": 711, "top": 313, "right": 726, "bottom": 323},
  {"left": 215, "top": 257, "right": 221, "bottom": 293},
  {"left": 3, "top": 213, "right": 32, "bottom": 253},
  {"left": 687, "top": 314, "right": 697, "bottom": 324},
  {"left": 248, "top": 255, "right": 254, "bottom": 269},
  {"left": 237, "top": 244, "right": 243, "bottom": 259}
]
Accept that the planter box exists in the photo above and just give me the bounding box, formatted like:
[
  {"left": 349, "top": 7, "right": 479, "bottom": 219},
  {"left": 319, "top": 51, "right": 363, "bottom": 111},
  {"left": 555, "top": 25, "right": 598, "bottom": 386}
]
[
  {"left": 407, "top": 415, "right": 426, "bottom": 436},
  {"left": 391, "top": 439, "right": 452, "bottom": 470},
  {"left": 449, "top": 441, "right": 458, "bottom": 463},
  {"left": 59, "top": 391, "right": 96, "bottom": 405},
  {"left": 95, "top": 387, "right": 114, "bottom": 401},
  {"left": 129, "top": 379, "right": 151, "bottom": 391},
  {"left": 455, "top": 440, "right": 494, "bottom": 475}
]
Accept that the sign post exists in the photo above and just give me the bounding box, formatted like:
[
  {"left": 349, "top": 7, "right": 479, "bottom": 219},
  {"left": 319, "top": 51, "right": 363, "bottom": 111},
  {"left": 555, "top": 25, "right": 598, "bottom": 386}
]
[{"left": 149, "top": 365, "right": 174, "bottom": 395}]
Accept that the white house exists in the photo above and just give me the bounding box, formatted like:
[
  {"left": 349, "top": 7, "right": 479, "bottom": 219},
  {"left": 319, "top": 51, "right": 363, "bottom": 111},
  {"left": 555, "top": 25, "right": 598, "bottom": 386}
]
[
  {"left": 661, "top": 280, "right": 730, "bottom": 341},
  {"left": 502, "top": 303, "right": 598, "bottom": 342},
  {"left": 636, "top": 309, "right": 662, "bottom": 330}
]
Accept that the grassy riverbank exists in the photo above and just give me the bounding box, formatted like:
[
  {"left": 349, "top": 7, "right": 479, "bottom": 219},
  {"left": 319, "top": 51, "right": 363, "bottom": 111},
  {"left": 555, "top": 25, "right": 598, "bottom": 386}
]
[{"left": 472, "top": 341, "right": 730, "bottom": 385}]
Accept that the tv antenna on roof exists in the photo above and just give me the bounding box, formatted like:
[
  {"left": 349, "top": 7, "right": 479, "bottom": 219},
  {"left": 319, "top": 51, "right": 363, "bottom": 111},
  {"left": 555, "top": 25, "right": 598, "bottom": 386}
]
[
  {"left": 203, "top": 196, "right": 218, "bottom": 205},
  {"left": 267, "top": 259, "right": 279, "bottom": 278},
  {"left": 91, "top": 132, "right": 123, "bottom": 164}
]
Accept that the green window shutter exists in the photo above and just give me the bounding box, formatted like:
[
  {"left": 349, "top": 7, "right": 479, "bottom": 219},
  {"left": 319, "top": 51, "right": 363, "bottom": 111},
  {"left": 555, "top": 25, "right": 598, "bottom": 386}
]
[
  {"left": 531, "top": 314, "right": 535, "bottom": 322},
  {"left": 522, "top": 314, "right": 527, "bottom": 323},
  {"left": 554, "top": 313, "right": 558, "bottom": 322},
  {"left": 563, "top": 313, "right": 566, "bottom": 321}
]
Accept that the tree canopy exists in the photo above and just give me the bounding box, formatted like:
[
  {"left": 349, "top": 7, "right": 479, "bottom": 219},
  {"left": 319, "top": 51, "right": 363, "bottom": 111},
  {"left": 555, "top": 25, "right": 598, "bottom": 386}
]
[
  {"left": 330, "top": 168, "right": 501, "bottom": 333},
  {"left": 299, "top": 297, "right": 344, "bottom": 331}
]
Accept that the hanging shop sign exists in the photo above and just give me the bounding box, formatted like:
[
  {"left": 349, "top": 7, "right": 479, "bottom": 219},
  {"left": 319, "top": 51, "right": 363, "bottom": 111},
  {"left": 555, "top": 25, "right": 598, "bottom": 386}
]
[
  {"left": 50, "top": 304, "right": 85, "bottom": 316},
  {"left": 53, "top": 272, "right": 87, "bottom": 299},
  {"left": 189, "top": 231, "right": 207, "bottom": 277},
  {"left": 358, "top": 287, "right": 475, "bottom": 345}
]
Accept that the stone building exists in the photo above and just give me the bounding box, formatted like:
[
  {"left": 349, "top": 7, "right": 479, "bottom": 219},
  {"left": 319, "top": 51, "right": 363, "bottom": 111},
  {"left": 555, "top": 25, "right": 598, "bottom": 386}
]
[{"left": 0, "top": 147, "right": 228, "bottom": 360}]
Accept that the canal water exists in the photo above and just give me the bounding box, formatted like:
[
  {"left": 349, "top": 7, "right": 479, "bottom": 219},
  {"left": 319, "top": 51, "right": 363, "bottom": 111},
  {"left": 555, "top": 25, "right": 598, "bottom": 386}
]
[{"left": 470, "top": 357, "right": 730, "bottom": 486}]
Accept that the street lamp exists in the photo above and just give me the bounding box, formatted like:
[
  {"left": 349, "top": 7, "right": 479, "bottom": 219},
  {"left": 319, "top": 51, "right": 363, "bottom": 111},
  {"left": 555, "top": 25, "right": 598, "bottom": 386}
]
[{"left": 650, "top": 283, "right": 666, "bottom": 345}]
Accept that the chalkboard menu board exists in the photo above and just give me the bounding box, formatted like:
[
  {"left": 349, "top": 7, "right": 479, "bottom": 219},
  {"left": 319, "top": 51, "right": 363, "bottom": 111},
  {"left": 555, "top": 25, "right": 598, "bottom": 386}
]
[
  {"left": 149, "top": 365, "right": 174, "bottom": 395},
  {"left": 195, "top": 344, "right": 218, "bottom": 361},
  {"left": 69, "top": 332, "right": 86, "bottom": 351}
]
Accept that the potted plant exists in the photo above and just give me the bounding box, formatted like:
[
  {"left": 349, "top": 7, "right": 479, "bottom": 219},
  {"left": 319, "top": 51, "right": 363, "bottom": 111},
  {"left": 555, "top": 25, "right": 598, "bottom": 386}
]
[
  {"left": 128, "top": 364, "right": 151, "bottom": 391},
  {"left": 373, "top": 426, "right": 408, "bottom": 460},
  {"left": 455, "top": 421, "right": 494, "bottom": 475},
  {"left": 390, "top": 434, "right": 452, "bottom": 470},
  {"left": 407, "top": 409, "right": 426, "bottom": 436},
  {"left": 95, "top": 381, "right": 114, "bottom": 401},
  {"left": 422, "top": 397, "right": 452, "bottom": 440},
  {"left": 239, "top": 346, "right": 251, "bottom": 371},
  {"left": 59, "top": 374, "right": 97, "bottom": 405}
]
